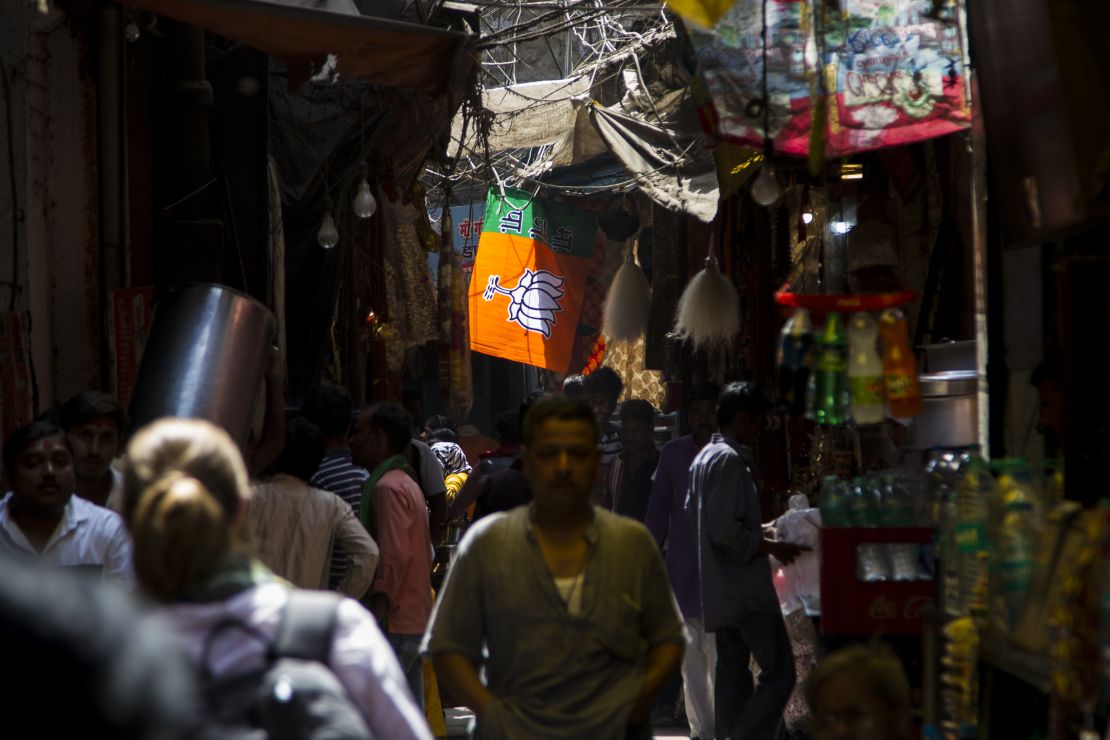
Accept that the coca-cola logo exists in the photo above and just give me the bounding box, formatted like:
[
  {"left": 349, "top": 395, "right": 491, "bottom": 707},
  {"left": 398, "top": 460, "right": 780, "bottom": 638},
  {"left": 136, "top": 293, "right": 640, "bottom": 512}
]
[
  {"left": 867, "top": 594, "right": 931, "bottom": 621},
  {"left": 903, "top": 595, "right": 930, "bottom": 620},
  {"left": 869, "top": 596, "right": 897, "bottom": 620}
]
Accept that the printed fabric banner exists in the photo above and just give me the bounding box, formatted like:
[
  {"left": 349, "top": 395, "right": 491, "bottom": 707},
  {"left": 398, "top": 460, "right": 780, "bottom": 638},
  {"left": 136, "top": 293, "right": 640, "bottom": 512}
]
[
  {"left": 468, "top": 188, "right": 597, "bottom": 373},
  {"left": 109, "top": 287, "right": 157, "bottom": 410},
  {"left": 690, "top": 0, "right": 971, "bottom": 157}
]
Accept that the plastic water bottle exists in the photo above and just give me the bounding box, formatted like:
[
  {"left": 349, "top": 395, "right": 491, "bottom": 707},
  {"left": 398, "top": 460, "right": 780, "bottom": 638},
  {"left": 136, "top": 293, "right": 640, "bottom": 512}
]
[
  {"left": 807, "top": 313, "right": 849, "bottom": 426},
  {"left": 923, "top": 450, "right": 962, "bottom": 530},
  {"left": 996, "top": 458, "right": 1044, "bottom": 523},
  {"left": 955, "top": 454, "right": 995, "bottom": 614},
  {"left": 881, "top": 474, "right": 916, "bottom": 526},
  {"left": 925, "top": 451, "right": 965, "bottom": 616},
  {"left": 994, "top": 459, "right": 1042, "bottom": 630},
  {"left": 997, "top": 501, "right": 1036, "bottom": 630},
  {"left": 882, "top": 475, "right": 921, "bottom": 581},
  {"left": 850, "top": 475, "right": 881, "bottom": 527},
  {"left": 852, "top": 476, "right": 890, "bottom": 582},
  {"left": 847, "top": 312, "right": 886, "bottom": 425},
  {"left": 818, "top": 475, "right": 850, "bottom": 527}
]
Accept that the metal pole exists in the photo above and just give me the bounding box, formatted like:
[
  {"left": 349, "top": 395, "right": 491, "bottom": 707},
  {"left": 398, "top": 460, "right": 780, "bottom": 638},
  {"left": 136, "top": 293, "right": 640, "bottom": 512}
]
[{"left": 969, "top": 76, "right": 990, "bottom": 459}]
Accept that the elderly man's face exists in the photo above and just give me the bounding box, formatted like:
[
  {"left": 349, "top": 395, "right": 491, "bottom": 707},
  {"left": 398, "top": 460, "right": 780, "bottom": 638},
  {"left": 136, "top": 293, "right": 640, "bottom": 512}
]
[{"left": 524, "top": 418, "right": 599, "bottom": 511}]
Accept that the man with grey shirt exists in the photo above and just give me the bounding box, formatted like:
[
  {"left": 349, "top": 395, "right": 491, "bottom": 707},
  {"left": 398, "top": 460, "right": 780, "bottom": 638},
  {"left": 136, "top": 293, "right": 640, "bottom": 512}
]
[
  {"left": 686, "top": 383, "right": 805, "bottom": 740},
  {"left": 424, "top": 395, "right": 684, "bottom": 739}
]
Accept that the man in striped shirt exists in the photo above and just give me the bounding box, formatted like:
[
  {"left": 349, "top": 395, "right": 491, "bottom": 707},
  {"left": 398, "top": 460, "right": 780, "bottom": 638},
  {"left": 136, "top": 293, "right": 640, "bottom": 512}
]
[{"left": 302, "top": 384, "right": 370, "bottom": 591}]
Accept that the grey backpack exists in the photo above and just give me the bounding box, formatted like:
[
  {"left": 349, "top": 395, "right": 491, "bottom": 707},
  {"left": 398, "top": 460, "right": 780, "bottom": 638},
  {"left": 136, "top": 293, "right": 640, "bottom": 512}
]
[{"left": 198, "top": 590, "right": 375, "bottom": 740}]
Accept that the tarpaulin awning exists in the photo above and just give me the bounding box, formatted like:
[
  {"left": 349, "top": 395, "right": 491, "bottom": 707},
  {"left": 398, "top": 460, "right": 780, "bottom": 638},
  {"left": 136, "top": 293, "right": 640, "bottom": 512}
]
[
  {"left": 116, "top": 0, "right": 471, "bottom": 94},
  {"left": 588, "top": 88, "right": 719, "bottom": 223},
  {"left": 450, "top": 76, "right": 592, "bottom": 157}
]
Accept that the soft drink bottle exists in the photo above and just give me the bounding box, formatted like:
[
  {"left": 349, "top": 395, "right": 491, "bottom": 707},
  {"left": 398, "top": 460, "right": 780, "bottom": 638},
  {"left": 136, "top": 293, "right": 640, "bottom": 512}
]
[
  {"left": 776, "top": 308, "right": 815, "bottom": 416},
  {"left": 807, "top": 313, "right": 849, "bottom": 425},
  {"left": 878, "top": 307, "right": 922, "bottom": 417},
  {"left": 847, "top": 312, "right": 885, "bottom": 425}
]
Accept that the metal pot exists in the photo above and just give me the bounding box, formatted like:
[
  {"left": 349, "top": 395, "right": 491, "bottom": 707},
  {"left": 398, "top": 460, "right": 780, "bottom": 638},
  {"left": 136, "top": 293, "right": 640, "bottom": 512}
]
[
  {"left": 129, "top": 283, "right": 276, "bottom": 445},
  {"left": 920, "top": 340, "right": 977, "bottom": 372},
  {"left": 910, "top": 371, "right": 979, "bottom": 450}
]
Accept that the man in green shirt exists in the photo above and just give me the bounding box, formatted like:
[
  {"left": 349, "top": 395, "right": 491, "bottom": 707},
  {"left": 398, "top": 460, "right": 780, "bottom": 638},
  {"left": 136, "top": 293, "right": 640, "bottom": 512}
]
[{"left": 423, "top": 395, "right": 684, "bottom": 739}]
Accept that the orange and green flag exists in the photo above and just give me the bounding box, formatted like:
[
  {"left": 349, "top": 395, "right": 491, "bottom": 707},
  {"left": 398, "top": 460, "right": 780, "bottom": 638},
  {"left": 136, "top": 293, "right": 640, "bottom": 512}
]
[{"left": 468, "top": 187, "right": 597, "bottom": 372}]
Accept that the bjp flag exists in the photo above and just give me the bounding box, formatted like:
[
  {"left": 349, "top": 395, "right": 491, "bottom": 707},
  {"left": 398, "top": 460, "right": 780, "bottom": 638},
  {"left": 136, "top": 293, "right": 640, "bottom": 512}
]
[{"left": 468, "top": 187, "right": 597, "bottom": 372}]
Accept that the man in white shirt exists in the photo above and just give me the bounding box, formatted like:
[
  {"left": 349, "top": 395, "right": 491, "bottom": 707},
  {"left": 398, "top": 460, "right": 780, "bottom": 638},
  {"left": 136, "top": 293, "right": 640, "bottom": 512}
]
[{"left": 0, "top": 420, "right": 132, "bottom": 585}]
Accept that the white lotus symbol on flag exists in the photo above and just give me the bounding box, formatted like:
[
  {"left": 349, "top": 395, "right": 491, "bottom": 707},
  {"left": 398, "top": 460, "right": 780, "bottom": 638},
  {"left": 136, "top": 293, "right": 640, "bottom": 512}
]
[{"left": 483, "top": 269, "right": 566, "bottom": 338}]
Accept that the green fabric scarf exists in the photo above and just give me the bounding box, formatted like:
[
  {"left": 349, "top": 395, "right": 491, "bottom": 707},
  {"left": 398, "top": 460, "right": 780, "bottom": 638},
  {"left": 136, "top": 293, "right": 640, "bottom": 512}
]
[{"left": 358, "top": 454, "right": 411, "bottom": 538}]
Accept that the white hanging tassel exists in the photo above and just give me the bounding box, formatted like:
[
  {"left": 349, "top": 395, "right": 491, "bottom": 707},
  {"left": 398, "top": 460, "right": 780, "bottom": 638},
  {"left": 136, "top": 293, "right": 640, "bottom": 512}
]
[
  {"left": 672, "top": 236, "right": 741, "bottom": 350},
  {"left": 603, "top": 239, "right": 652, "bottom": 343}
]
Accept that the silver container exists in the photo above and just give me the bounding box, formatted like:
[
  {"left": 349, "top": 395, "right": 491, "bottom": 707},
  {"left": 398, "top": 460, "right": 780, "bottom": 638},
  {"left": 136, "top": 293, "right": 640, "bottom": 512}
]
[
  {"left": 910, "top": 371, "right": 979, "bottom": 450},
  {"left": 129, "top": 283, "right": 276, "bottom": 446},
  {"left": 920, "top": 340, "right": 977, "bottom": 372}
]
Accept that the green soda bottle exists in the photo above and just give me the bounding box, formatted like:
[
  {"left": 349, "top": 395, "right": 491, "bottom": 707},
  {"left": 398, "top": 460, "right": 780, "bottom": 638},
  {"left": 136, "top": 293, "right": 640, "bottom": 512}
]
[{"left": 807, "top": 313, "right": 849, "bottom": 426}]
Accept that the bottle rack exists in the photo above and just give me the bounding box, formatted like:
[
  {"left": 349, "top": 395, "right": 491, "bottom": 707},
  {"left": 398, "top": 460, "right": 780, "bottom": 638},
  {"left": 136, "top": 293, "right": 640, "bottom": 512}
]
[
  {"left": 820, "top": 526, "right": 936, "bottom": 636},
  {"left": 774, "top": 286, "right": 916, "bottom": 313}
]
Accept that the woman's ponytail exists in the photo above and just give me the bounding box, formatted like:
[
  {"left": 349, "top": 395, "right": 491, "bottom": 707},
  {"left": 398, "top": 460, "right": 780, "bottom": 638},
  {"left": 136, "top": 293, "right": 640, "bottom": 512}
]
[{"left": 130, "top": 473, "right": 231, "bottom": 602}]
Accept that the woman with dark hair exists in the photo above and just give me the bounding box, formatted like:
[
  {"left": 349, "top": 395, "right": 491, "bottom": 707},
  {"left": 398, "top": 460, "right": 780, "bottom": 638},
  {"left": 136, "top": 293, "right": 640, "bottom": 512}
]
[{"left": 120, "top": 417, "right": 432, "bottom": 739}]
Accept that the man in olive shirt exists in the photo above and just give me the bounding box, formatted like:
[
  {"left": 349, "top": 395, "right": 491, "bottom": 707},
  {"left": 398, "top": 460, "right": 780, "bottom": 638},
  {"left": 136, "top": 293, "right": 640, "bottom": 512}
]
[{"left": 424, "top": 395, "right": 684, "bottom": 739}]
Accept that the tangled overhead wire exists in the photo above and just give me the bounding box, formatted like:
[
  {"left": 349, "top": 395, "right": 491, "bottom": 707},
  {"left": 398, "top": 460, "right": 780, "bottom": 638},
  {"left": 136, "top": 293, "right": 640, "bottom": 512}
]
[{"left": 424, "top": 0, "right": 676, "bottom": 210}]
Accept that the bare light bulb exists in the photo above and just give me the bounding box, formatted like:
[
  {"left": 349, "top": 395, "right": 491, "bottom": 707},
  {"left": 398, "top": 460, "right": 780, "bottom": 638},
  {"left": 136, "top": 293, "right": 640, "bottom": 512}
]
[
  {"left": 751, "top": 164, "right": 782, "bottom": 206},
  {"left": 802, "top": 211, "right": 814, "bottom": 224},
  {"left": 353, "top": 179, "right": 377, "bottom": 219},
  {"left": 317, "top": 210, "right": 339, "bottom": 248},
  {"left": 125, "top": 21, "right": 141, "bottom": 42}
]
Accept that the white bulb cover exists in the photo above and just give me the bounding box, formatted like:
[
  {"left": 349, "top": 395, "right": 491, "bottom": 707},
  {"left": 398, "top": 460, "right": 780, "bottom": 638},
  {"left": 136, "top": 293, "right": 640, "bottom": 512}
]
[
  {"left": 353, "top": 179, "right": 377, "bottom": 219},
  {"left": 751, "top": 165, "right": 782, "bottom": 206},
  {"left": 802, "top": 211, "right": 814, "bottom": 224},
  {"left": 317, "top": 212, "right": 339, "bottom": 248}
]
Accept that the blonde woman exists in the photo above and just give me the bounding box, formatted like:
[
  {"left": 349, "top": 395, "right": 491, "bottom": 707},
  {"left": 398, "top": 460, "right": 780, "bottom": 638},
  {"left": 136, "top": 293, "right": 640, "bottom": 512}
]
[{"left": 120, "top": 417, "right": 431, "bottom": 740}]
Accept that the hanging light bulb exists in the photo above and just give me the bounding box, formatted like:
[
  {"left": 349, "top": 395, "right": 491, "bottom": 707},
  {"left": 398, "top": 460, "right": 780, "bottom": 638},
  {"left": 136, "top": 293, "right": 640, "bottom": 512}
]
[
  {"left": 751, "top": 162, "right": 782, "bottom": 206},
  {"left": 353, "top": 179, "right": 376, "bottom": 219},
  {"left": 350, "top": 163, "right": 377, "bottom": 218},
  {"left": 317, "top": 208, "right": 339, "bottom": 248}
]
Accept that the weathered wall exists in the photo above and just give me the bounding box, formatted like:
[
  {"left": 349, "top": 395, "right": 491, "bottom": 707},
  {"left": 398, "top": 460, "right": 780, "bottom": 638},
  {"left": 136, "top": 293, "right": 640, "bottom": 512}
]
[
  {"left": 2, "top": 1, "right": 101, "bottom": 413},
  {"left": 0, "top": 0, "right": 28, "bottom": 318}
]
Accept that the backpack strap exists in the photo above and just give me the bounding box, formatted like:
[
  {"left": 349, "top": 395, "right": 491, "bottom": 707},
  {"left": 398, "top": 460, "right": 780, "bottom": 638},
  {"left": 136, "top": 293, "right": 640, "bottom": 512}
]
[
  {"left": 272, "top": 590, "right": 343, "bottom": 664},
  {"left": 200, "top": 617, "right": 273, "bottom": 679}
]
